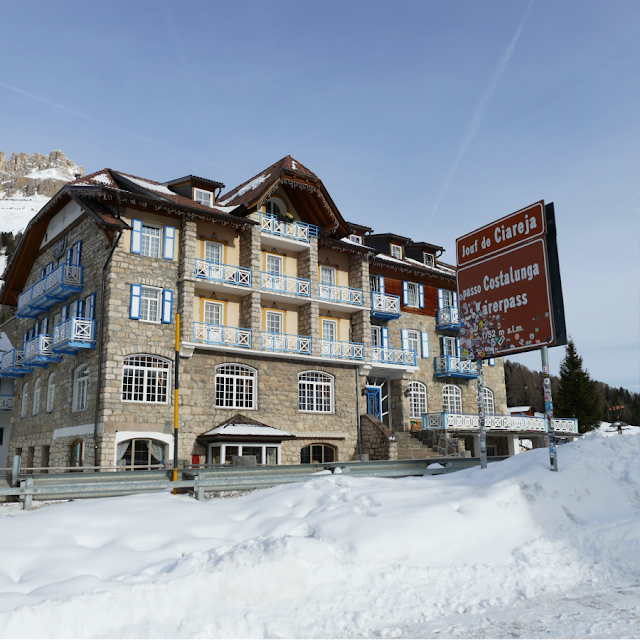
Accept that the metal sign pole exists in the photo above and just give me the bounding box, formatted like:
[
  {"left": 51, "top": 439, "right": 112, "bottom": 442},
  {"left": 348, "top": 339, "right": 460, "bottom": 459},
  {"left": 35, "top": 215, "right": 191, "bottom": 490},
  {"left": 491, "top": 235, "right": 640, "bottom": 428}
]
[
  {"left": 476, "top": 358, "right": 487, "bottom": 469},
  {"left": 541, "top": 346, "right": 558, "bottom": 472},
  {"left": 173, "top": 313, "right": 180, "bottom": 493}
]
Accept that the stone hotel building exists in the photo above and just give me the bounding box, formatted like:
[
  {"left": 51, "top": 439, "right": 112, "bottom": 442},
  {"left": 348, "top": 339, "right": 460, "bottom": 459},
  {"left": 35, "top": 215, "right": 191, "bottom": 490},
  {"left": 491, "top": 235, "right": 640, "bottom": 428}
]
[{"left": 0, "top": 156, "right": 527, "bottom": 471}]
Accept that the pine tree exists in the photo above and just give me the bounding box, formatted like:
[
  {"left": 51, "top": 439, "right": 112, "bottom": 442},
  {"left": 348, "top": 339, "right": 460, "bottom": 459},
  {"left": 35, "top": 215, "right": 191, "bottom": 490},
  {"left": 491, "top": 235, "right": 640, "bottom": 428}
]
[{"left": 555, "top": 339, "right": 602, "bottom": 432}]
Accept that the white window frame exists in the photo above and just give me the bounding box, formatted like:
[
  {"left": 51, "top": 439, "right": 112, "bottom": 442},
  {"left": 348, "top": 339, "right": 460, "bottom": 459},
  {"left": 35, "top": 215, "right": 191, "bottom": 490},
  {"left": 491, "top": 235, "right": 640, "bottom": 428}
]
[
  {"left": 322, "top": 318, "right": 338, "bottom": 342},
  {"left": 208, "top": 443, "right": 281, "bottom": 465},
  {"left": 349, "top": 234, "right": 363, "bottom": 244},
  {"left": 371, "top": 325, "right": 382, "bottom": 347},
  {"left": 390, "top": 244, "right": 403, "bottom": 259},
  {"left": 320, "top": 265, "right": 336, "bottom": 285},
  {"left": 443, "top": 384, "right": 462, "bottom": 413},
  {"left": 140, "top": 223, "right": 162, "bottom": 258},
  {"left": 73, "top": 365, "right": 89, "bottom": 412},
  {"left": 140, "top": 286, "right": 162, "bottom": 323},
  {"left": 483, "top": 388, "right": 495, "bottom": 416},
  {"left": 423, "top": 252, "right": 434, "bottom": 267},
  {"left": 409, "top": 381, "right": 427, "bottom": 418},
  {"left": 214, "top": 364, "right": 257, "bottom": 409},
  {"left": 406, "top": 330, "right": 420, "bottom": 357},
  {"left": 194, "top": 188, "right": 213, "bottom": 207},
  {"left": 265, "top": 310, "right": 284, "bottom": 334},
  {"left": 298, "top": 370, "right": 334, "bottom": 413},
  {"left": 406, "top": 282, "right": 419, "bottom": 307},
  {"left": 442, "top": 289, "right": 454, "bottom": 307},
  {"left": 265, "top": 253, "right": 283, "bottom": 275},
  {"left": 204, "top": 240, "right": 224, "bottom": 263},
  {"left": 203, "top": 300, "right": 224, "bottom": 326},
  {"left": 21, "top": 383, "right": 29, "bottom": 418},
  {"left": 121, "top": 355, "right": 171, "bottom": 404},
  {"left": 443, "top": 336, "right": 457, "bottom": 356},
  {"left": 46, "top": 374, "right": 56, "bottom": 413},
  {"left": 369, "top": 275, "right": 380, "bottom": 292},
  {"left": 265, "top": 198, "right": 285, "bottom": 216},
  {"left": 32, "top": 379, "right": 42, "bottom": 416}
]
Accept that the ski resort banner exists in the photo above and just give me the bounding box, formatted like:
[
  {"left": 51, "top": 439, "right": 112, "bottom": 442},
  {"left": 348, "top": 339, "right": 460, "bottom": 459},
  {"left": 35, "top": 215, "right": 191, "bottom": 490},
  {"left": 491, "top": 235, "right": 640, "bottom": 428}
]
[{"left": 456, "top": 201, "right": 565, "bottom": 359}]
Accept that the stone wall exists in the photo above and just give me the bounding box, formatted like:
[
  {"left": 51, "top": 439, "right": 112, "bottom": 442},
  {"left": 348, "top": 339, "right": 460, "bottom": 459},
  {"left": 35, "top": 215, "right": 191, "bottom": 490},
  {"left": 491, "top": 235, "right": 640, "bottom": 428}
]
[
  {"left": 360, "top": 413, "right": 397, "bottom": 460},
  {"left": 417, "top": 429, "right": 463, "bottom": 456}
]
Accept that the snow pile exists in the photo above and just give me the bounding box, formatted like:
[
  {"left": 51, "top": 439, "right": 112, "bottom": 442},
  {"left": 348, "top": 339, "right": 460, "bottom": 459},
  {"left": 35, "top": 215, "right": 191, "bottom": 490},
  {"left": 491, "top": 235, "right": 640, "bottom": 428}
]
[
  {"left": 0, "top": 432, "right": 638, "bottom": 638},
  {"left": 0, "top": 194, "right": 49, "bottom": 235},
  {"left": 598, "top": 420, "right": 640, "bottom": 437},
  {"left": 218, "top": 172, "right": 270, "bottom": 206}
]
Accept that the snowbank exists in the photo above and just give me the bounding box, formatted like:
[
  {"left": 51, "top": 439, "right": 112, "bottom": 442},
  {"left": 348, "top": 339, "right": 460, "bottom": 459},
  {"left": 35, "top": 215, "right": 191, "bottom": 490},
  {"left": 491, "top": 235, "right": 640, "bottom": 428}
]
[
  {"left": 0, "top": 194, "right": 49, "bottom": 235},
  {"left": 0, "top": 432, "right": 638, "bottom": 638}
]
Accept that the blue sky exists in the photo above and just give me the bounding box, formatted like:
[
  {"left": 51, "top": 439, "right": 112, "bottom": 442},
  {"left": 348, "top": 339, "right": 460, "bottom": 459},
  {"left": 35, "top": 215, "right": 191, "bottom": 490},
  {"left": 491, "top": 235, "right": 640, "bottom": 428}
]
[{"left": 1, "top": 0, "right": 638, "bottom": 390}]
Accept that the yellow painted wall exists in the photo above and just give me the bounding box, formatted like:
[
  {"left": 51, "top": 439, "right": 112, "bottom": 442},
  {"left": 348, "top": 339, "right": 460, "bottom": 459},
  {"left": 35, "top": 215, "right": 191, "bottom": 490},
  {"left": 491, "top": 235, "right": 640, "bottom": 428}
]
[
  {"left": 261, "top": 249, "right": 298, "bottom": 277},
  {"left": 319, "top": 312, "right": 351, "bottom": 341},
  {"left": 121, "top": 209, "right": 180, "bottom": 262},
  {"left": 196, "top": 221, "right": 240, "bottom": 265},
  {"left": 193, "top": 290, "right": 241, "bottom": 326},
  {"left": 261, "top": 303, "right": 299, "bottom": 334},
  {"left": 318, "top": 248, "right": 350, "bottom": 287}
]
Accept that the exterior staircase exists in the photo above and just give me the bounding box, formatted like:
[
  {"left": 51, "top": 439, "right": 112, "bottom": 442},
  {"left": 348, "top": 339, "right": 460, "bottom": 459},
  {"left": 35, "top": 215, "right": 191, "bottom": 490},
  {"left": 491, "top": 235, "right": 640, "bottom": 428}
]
[{"left": 394, "top": 431, "right": 441, "bottom": 460}]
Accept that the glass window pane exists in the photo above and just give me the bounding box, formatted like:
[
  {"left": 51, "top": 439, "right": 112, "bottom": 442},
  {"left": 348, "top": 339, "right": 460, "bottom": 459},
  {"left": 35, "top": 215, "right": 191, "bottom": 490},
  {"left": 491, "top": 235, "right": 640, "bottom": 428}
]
[
  {"left": 225, "top": 446, "right": 239, "bottom": 465},
  {"left": 211, "top": 446, "right": 221, "bottom": 464},
  {"left": 242, "top": 446, "right": 263, "bottom": 464},
  {"left": 266, "top": 447, "right": 278, "bottom": 465},
  {"left": 205, "top": 242, "right": 223, "bottom": 263}
]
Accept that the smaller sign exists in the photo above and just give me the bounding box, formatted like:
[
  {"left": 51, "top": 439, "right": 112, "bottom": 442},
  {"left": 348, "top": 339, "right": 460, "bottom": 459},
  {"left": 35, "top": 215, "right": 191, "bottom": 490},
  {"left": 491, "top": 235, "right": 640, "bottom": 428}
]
[
  {"left": 457, "top": 201, "right": 546, "bottom": 267},
  {"left": 53, "top": 236, "right": 66, "bottom": 259}
]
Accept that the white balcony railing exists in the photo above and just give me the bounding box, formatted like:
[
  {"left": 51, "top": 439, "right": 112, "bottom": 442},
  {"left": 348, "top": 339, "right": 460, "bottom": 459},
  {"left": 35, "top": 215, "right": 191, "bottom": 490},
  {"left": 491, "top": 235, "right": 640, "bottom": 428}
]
[
  {"left": 423, "top": 412, "right": 579, "bottom": 434},
  {"left": 261, "top": 332, "right": 312, "bottom": 355},
  {"left": 193, "top": 323, "right": 251, "bottom": 348},
  {"left": 194, "top": 259, "right": 251, "bottom": 287},
  {"left": 252, "top": 212, "right": 319, "bottom": 243},
  {"left": 24, "top": 334, "right": 54, "bottom": 361},
  {"left": 371, "top": 346, "right": 417, "bottom": 366},
  {"left": 0, "top": 348, "right": 26, "bottom": 374},
  {"left": 319, "top": 340, "right": 365, "bottom": 360},
  {"left": 260, "top": 272, "right": 311, "bottom": 297},
  {"left": 371, "top": 292, "right": 401, "bottom": 316},
  {"left": 52, "top": 317, "right": 96, "bottom": 348},
  {"left": 17, "top": 264, "right": 83, "bottom": 312},
  {"left": 318, "top": 283, "right": 364, "bottom": 306},
  {"left": 434, "top": 356, "right": 478, "bottom": 378},
  {"left": 436, "top": 306, "right": 460, "bottom": 328}
]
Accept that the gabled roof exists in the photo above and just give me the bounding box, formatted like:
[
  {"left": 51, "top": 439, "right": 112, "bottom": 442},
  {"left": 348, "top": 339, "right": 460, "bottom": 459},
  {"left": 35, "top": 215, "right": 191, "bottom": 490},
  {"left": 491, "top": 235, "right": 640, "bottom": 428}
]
[{"left": 199, "top": 414, "right": 295, "bottom": 439}]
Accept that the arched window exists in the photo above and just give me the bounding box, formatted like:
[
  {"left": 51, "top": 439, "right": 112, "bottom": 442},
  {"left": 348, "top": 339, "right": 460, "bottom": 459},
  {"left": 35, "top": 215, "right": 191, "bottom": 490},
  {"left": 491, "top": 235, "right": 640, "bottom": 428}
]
[
  {"left": 300, "top": 444, "right": 336, "bottom": 464},
  {"left": 32, "top": 379, "right": 42, "bottom": 416},
  {"left": 409, "top": 381, "right": 427, "bottom": 418},
  {"left": 299, "top": 371, "right": 333, "bottom": 413},
  {"left": 442, "top": 384, "right": 462, "bottom": 413},
  {"left": 122, "top": 355, "right": 170, "bottom": 403},
  {"left": 46, "top": 374, "right": 56, "bottom": 412},
  {"left": 21, "top": 383, "right": 29, "bottom": 418},
  {"left": 70, "top": 439, "right": 83, "bottom": 468},
  {"left": 483, "top": 388, "right": 495, "bottom": 416},
  {"left": 215, "top": 364, "right": 256, "bottom": 409},
  {"left": 116, "top": 438, "right": 167, "bottom": 470},
  {"left": 73, "top": 365, "right": 89, "bottom": 412},
  {"left": 265, "top": 197, "right": 286, "bottom": 216}
]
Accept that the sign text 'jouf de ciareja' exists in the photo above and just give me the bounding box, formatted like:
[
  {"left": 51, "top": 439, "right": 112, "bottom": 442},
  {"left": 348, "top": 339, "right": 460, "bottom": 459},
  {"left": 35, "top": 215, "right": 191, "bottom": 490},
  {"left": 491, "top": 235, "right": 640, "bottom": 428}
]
[{"left": 456, "top": 201, "right": 557, "bottom": 359}]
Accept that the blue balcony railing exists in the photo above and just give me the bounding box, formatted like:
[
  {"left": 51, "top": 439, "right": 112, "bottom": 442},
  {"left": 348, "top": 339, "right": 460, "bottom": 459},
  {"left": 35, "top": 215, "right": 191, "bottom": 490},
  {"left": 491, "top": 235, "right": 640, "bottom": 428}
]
[
  {"left": 193, "top": 323, "right": 252, "bottom": 349},
  {"left": 436, "top": 306, "right": 460, "bottom": 330},
  {"left": 318, "top": 283, "right": 364, "bottom": 306},
  {"left": 260, "top": 272, "right": 311, "bottom": 297},
  {"left": 261, "top": 332, "right": 311, "bottom": 355},
  {"left": 194, "top": 259, "right": 252, "bottom": 287},
  {"left": 52, "top": 318, "right": 96, "bottom": 355},
  {"left": 320, "top": 339, "right": 365, "bottom": 361},
  {"left": 371, "top": 346, "right": 417, "bottom": 366},
  {"left": 252, "top": 212, "right": 319, "bottom": 243},
  {"left": 0, "top": 348, "right": 32, "bottom": 377},
  {"left": 371, "top": 292, "right": 401, "bottom": 319},
  {"left": 423, "top": 412, "right": 579, "bottom": 434},
  {"left": 17, "top": 264, "right": 83, "bottom": 318},
  {"left": 23, "top": 335, "right": 61, "bottom": 367},
  {"left": 434, "top": 355, "right": 478, "bottom": 379}
]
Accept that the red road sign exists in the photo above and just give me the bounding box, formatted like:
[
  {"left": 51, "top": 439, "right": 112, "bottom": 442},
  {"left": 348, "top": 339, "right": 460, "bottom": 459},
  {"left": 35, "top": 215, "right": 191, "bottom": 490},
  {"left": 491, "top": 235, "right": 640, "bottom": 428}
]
[
  {"left": 456, "top": 201, "right": 546, "bottom": 267},
  {"left": 457, "top": 206, "right": 557, "bottom": 358}
]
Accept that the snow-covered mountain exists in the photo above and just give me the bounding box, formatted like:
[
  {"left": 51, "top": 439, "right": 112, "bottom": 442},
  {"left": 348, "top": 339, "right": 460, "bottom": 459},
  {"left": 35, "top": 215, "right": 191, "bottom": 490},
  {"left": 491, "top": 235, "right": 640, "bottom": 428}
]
[{"left": 0, "top": 150, "right": 85, "bottom": 235}]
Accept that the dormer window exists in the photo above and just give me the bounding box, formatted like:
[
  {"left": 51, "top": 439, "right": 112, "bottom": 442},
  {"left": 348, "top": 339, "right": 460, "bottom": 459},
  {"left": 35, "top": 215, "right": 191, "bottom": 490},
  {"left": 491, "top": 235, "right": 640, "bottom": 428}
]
[
  {"left": 423, "top": 253, "right": 434, "bottom": 267},
  {"left": 349, "top": 234, "right": 363, "bottom": 244},
  {"left": 390, "top": 244, "right": 403, "bottom": 259},
  {"left": 194, "top": 188, "right": 213, "bottom": 207}
]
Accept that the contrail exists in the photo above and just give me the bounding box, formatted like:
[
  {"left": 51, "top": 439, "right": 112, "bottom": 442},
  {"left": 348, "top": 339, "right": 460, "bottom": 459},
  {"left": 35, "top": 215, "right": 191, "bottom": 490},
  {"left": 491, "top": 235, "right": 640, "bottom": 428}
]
[
  {"left": 428, "top": 0, "right": 535, "bottom": 223},
  {"left": 0, "top": 81, "right": 178, "bottom": 151}
]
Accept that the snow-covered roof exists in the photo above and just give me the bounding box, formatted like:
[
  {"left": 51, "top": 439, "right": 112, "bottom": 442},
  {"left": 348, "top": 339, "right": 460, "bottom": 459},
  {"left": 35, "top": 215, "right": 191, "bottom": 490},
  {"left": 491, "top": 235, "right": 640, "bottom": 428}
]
[
  {"left": 203, "top": 425, "right": 294, "bottom": 437},
  {"left": 508, "top": 406, "right": 532, "bottom": 413}
]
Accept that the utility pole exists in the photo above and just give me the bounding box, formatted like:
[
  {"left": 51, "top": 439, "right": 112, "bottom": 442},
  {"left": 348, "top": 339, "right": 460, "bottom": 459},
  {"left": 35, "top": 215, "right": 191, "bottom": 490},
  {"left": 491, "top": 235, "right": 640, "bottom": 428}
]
[
  {"left": 173, "top": 314, "right": 180, "bottom": 492},
  {"left": 476, "top": 358, "right": 487, "bottom": 469},
  {"left": 541, "top": 346, "right": 558, "bottom": 472}
]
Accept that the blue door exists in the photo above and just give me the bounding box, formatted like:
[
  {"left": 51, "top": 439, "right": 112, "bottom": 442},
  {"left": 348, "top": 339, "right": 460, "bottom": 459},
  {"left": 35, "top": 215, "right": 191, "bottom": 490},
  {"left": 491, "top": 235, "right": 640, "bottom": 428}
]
[{"left": 365, "top": 387, "right": 382, "bottom": 419}]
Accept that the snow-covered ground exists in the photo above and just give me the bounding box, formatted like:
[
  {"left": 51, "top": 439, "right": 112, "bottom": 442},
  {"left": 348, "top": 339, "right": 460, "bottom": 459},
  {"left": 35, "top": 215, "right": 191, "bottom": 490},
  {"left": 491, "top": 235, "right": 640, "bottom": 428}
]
[
  {"left": 0, "top": 430, "right": 638, "bottom": 638},
  {"left": 0, "top": 194, "right": 49, "bottom": 235}
]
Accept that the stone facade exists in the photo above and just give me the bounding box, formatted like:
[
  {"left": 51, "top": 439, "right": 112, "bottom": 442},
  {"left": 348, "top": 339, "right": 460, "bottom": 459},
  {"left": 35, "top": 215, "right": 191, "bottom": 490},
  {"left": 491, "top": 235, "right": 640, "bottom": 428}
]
[{"left": 360, "top": 413, "right": 397, "bottom": 460}]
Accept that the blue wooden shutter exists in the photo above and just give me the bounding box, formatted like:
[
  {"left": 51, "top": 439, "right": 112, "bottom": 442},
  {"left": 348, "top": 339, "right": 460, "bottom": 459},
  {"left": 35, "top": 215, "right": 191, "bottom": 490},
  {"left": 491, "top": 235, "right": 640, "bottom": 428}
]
[
  {"left": 66, "top": 247, "right": 73, "bottom": 264},
  {"left": 130, "top": 285, "right": 141, "bottom": 319},
  {"left": 489, "top": 357, "right": 495, "bottom": 366},
  {"left": 438, "top": 289, "right": 444, "bottom": 309},
  {"left": 74, "top": 240, "right": 82, "bottom": 265},
  {"left": 441, "top": 336, "right": 446, "bottom": 356},
  {"left": 452, "top": 291, "right": 458, "bottom": 308},
  {"left": 23, "top": 331, "right": 28, "bottom": 348},
  {"left": 34, "top": 321, "right": 40, "bottom": 336},
  {"left": 46, "top": 261, "right": 54, "bottom": 275},
  {"left": 41, "top": 317, "right": 48, "bottom": 335},
  {"left": 70, "top": 300, "right": 78, "bottom": 318},
  {"left": 130, "top": 220, "right": 143, "bottom": 254},
  {"left": 378, "top": 276, "right": 385, "bottom": 294},
  {"left": 40, "top": 267, "right": 45, "bottom": 279},
  {"left": 88, "top": 293, "right": 96, "bottom": 320},
  {"left": 418, "top": 284, "right": 425, "bottom": 308},
  {"left": 456, "top": 338, "right": 460, "bottom": 357},
  {"left": 401, "top": 329, "right": 408, "bottom": 351},
  {"left": 163, "top": 226, "right": 176, "bottom": 260},
  {"left": 61, "top": 305, "right": 68, "bottom": 322},
  {"left": 402, "top": 281, "right": 409, "bottom": 305},
  {"left": 421, "top": 332, "right": 429, "bottom": 358},
  {"left": 381, "top": 326, "right": 389, "bottom": 349},
  {"left": 77, "top": 299, "right": 85, "bottom": 318},
  {"left": 162, "top": 289, "right": 173, "bottom": 324}
]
